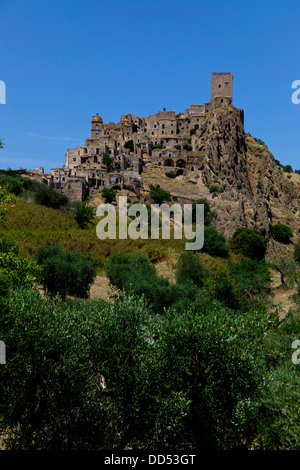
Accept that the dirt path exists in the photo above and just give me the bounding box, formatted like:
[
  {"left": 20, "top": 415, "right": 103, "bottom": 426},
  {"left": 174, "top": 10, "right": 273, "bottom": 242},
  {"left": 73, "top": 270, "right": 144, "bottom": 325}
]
[
  {"left": 270, "top": 269, "right": 298, "bottom": 320},
  {"left": 89, "top": 274, "right": 112, "bottom": 300}
]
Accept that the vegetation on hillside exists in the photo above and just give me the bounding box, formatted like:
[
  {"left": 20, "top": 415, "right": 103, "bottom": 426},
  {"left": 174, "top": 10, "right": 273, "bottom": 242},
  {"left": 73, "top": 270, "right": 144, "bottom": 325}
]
[{"left": 0, "top": 179, "right": 300, "bottom": 450}]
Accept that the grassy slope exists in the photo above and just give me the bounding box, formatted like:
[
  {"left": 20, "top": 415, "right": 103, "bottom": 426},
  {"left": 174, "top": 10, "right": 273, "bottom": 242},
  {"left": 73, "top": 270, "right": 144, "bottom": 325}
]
[
  {"left": 1, "top": 197, "right": 298, "bottom": 318},
  {"left": 0, "top": 198, "right": 185, "bottom": 266}
]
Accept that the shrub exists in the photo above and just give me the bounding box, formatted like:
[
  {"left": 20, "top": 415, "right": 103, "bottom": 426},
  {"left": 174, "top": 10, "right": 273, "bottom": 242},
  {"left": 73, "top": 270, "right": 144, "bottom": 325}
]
[
  {"left": 202, "top": 226, "right": 229, "bottom": 258},
  {"left": 229, "top": 227, "right": 267, "bottom": 260},
  {"left": 106, "top": 252, "right": 201, "bottom": 313},
  {"left": 106, "top": 253, "right": 174, "bottom": 312},
  {"left": 106, "top": 253, "right": 156, "bottom": 289},
  {"left": 36, "top": 244, "right": 96, "bottom": 300},
  {"left": 0, "top": 186, "right": 17, "bottom": 221},
  {"left": 254, "top": 138, "right": 265, "bottom": 145},
  {"left": 165, "top": 170, "right": 176, "bottom": 179},
  {"left": 294, "top": 239, "right": 300, "bottom": 265},
  {"left": 191, "top": 198, "right": 214, "bottom": 226},
  {"left": 149, "top": 184, "right": 171, "bottom": 204},
  {"left": 124, "top": 272, "right": 173, "bottom": 312},
  {"left": 175, "top": 251, "right": 209, "bottom": 287},
  {"left": 101, "top": 153, "right": 114, "bottom": 170},
  {"left": 101, "top": 187, "right": 117, "bottom": 203},
  {"left": 230, "top": 259, "right": 271, "bottom": 307},
  {"left": 0, "top": 174, "right": 24, "bottom": 195},
  {"left": 205, "top": 267, "right": 237, "bottom": 309},
  {"left": 270, "top": 224, "right": 293, "bottom": 244},
  {"left": 34, "top": 186, "right": 68, "bottom": 209},
  {"left": 0, "top": 248, "right": 40, "bottom": 292},
  {"left": 124, "top": 140, "right": 134, "bottom": 152},
  {"left": 0, "top": 237, "right": 19, "bottom": 255},
  {"left": 209, "top": 184, "right": 219, "bottom": 193},
  {"left": 74, "top": 199, "right": 95, "bottom": 229},
  {"left": 152, "top": 144, "right": 166, "bottom": 150},
  {"left": 283, "top": 165, "right": 293, "bottom": 173}
]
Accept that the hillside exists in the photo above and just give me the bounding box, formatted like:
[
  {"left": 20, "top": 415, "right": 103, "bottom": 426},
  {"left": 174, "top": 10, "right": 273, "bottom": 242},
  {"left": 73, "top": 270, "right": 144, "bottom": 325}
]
[{"left": 141, "top": 102, "right": 300, "bottom": 240}]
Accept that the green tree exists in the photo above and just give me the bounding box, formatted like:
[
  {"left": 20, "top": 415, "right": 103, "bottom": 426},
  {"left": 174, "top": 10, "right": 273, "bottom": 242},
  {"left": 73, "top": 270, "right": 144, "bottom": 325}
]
[
  {"left": 34, "top": 186, "right": 69, "bottom": 209},
  {"left": 192, "top": 198, "right": 214, "bottom": 226},
  {"left": 283, "top": 165, "right": 293, "bottom": 173},
  {"left": 36, "top": 244, "right": 96, "bottom": 300},
  {"left": 106, "top": 252, "right": 156, "bottom": 289},
  {"left": 205, "top": 267, "right": 237, "bottom": 308},
  {"left": 124, "top": 140, "right": 134, "bottom": 152},
  {"left": 101, "top": 153, "right": 114, "bottom": 170},
  {"left": 230, "top": 259, "right": 271, "bottom": 307},
  {"left": 229, "top": 227, "right": 267, "bottom": 260},
  {"left": 74, "top": 199, "right": 95, "bottom": 229},
  {"left": 175, "top": 251, "right": 209, "bottom": 287},
  {"left": 270, "top": 224, "right": 293, "bottom": 244},
  {"left": 202, "top": 226, "right": 229, "bottom": 258},
  {"left": 0, "top": 242, "right": 40, "bottom": 292}
]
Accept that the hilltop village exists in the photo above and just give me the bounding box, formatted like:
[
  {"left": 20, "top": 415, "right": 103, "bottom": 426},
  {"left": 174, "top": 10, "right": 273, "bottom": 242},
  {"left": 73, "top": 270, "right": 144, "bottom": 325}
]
[{"left": 29, "top": 73, "right": 236, "bottom": 202}]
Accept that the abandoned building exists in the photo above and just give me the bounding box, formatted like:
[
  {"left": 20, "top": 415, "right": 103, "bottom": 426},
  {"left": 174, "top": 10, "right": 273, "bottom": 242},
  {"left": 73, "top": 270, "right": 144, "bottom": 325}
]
[{"left": 28, "top": 73, "right": 234, "bottom": 201}]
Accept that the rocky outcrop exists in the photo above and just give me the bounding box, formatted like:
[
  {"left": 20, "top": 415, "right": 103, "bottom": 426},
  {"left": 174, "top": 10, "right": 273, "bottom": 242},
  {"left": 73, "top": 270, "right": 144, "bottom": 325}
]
[
  {"left": 202, "top": 102, "right": 253, "bottom": 199},
  {"left": 195, "top": 102, "right": 300, "bottom": 238}
]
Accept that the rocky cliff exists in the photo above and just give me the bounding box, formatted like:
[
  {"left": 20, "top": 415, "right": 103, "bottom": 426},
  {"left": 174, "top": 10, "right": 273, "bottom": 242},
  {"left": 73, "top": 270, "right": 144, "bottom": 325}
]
[{"left": 142, "top": 101, "right": 300, "bottom": 243}]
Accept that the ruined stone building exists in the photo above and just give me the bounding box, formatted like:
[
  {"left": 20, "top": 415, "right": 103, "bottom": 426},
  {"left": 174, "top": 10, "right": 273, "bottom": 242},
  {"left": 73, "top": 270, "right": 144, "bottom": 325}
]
[{"left": 29, "top": 73, "right": 234, "bottom": 201}]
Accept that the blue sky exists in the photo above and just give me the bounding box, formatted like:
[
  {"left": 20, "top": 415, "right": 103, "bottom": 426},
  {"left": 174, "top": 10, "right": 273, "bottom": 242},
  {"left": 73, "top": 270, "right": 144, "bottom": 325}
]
[{"left": 0, "top": 0, "right": 300, "bottom": 172}]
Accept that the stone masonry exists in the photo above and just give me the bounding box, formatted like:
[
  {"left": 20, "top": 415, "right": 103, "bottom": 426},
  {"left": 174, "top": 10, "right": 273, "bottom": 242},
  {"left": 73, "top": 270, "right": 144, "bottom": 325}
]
[{"left": 28, "top": 73, "right": 234, "bottom": 202}]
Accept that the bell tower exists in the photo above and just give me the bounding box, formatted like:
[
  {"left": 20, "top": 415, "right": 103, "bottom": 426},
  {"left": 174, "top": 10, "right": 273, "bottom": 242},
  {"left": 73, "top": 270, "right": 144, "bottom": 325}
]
[{"left": 91, "top": 113, "right": 103, "bottom": 138}]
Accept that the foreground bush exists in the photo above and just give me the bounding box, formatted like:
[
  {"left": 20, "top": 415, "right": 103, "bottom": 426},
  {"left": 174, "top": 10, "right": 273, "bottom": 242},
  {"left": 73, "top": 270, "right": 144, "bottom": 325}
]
[
  {"left": 36, "top": 244, "right": 96, "bottom": 299},
  {"left": 0, "top": 286, "right": 276, "bottom": 450}
]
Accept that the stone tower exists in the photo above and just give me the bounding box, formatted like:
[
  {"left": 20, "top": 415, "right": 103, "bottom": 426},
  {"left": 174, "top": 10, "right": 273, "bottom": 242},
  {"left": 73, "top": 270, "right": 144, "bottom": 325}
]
[
  {"left": 91, "top": 113, "right": 103, "bottom": 138},
  {"left": 210, "top": 72, "right": 233, "bottom": 103}
]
